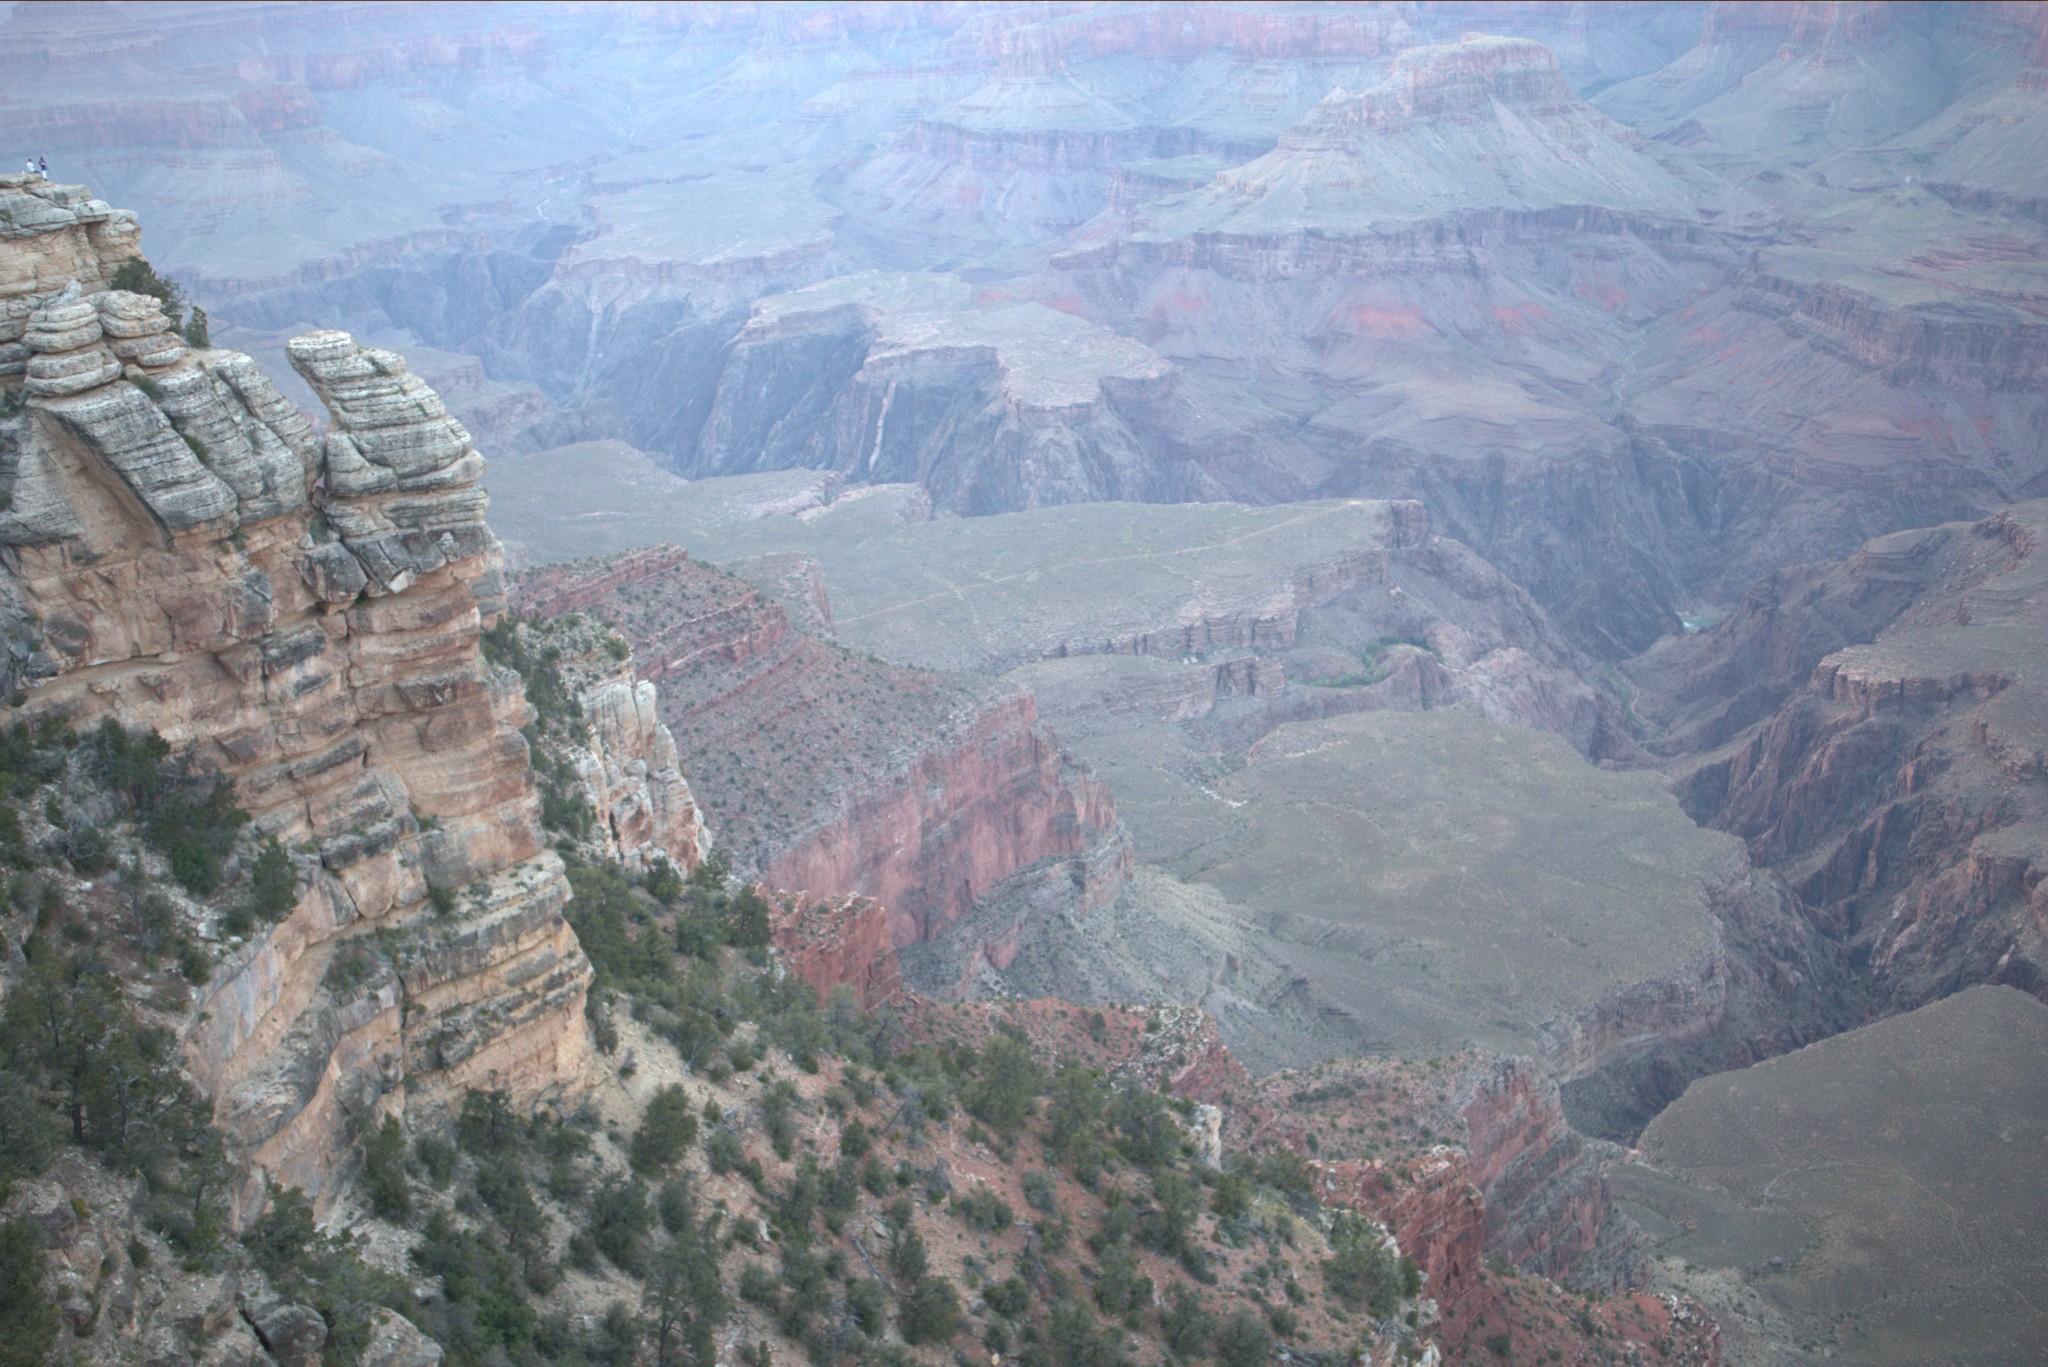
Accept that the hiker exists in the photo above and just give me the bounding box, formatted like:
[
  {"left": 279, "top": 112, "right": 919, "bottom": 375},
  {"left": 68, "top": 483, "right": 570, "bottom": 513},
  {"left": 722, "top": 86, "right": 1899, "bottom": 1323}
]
[
  {"left": 38, "top": 156, "right": 48, "bottom": 177},
  {"left": 23, "top": 157, "right": 35, "bottom": 178}
]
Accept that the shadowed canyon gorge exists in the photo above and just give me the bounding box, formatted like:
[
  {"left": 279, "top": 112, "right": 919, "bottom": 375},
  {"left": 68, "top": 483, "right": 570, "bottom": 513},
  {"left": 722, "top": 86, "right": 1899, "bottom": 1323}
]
[{"left": 2, "top": 3, "right": 2047, "bottom": 1366}]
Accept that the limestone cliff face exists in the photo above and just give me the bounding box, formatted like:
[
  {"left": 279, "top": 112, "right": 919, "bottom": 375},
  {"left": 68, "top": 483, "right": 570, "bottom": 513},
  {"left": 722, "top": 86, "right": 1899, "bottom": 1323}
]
[
  {"left": 0, "top": 174, "right": 592, "bottom": 1213},
  {"left": 521, "top": 610, "right": 709, "bottom": 874}
]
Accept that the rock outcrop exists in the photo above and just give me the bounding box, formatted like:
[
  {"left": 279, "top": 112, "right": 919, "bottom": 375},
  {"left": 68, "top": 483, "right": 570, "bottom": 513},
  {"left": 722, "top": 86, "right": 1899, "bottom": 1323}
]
[
  {"left": 514, "top": 544, "right": 1131, "bottom": 981},
  {"left": 518, "top": 610, "right": 709, "bottom": 873},
  {"left": 678, "top": 271, "right": 1187, "bottom": 514},
  {"left": 766, "top": 889, "right": 901, "bottom": 1012},
  {"left": 0, "top": 176, "right": 593, "bottom": 1213}
]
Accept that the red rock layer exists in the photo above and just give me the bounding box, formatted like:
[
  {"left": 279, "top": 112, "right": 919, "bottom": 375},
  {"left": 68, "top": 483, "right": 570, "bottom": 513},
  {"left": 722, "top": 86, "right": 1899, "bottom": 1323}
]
[
  {"left": 515, "top": 546, "right": 1130, "bottom": 963},
  {"left": 767, "top": 889, "right": 902, "bottom": 1012},
  {"left": 515, "top": 544, "right": 694, "bottom": 620},
  {"left": 764, "top": 688, "right": 1127, "bottom": 947}
]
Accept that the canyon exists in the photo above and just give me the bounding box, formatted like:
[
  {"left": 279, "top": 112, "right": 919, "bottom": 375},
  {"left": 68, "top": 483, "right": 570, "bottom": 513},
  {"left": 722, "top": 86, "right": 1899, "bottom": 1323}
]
[
  {"left": 513, "top": 543, "right": 1133, "bottom": 985},
  {"left": 3, "top": 3, "right": 2048, "bottom": 1366}
]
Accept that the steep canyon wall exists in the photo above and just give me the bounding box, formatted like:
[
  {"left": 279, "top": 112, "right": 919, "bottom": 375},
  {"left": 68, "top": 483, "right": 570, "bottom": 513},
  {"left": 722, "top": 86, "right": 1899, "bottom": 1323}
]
[
  {"left": 0, "top": 174, "right": 642, "bottom": 1213},
  {"left": 514, "top": 546, "right": 1131, "bottom": 988}
]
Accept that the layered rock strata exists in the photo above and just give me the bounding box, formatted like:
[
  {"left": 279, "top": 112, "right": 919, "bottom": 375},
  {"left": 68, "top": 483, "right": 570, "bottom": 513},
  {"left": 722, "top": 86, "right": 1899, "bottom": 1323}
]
[
  {"left": 0, "top": 180, "right": 594, "bottom": 1213},
  {"left": 679, "top": 271, "right": 1186, "bottom": 513},
  {"left": 1634, "top": 499, "right": 2048, "bottom": 1013},
  {"left": 514, "top": 545, "right": 1131, "bottom": 976},
  {"left": 767, "top": 889, "right": 901, "bottom": 1012}
]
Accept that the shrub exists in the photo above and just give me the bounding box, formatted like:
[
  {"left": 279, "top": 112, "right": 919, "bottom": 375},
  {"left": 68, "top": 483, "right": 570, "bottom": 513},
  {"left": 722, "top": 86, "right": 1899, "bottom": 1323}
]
[
  {"left": 1110, "top": 1086, "right": 1180, "bottom": 1169},
  {"left": 706, "top": 1127, "right": 746, "bottom": 1177},
  {"left": 413, "top": 1209, "right": 537, "bottom": 1355},
  {"left": 967, "top": 1029, "right": 1042, "bottom": 1134},
  {"left": 728, "top": 885, "right": 772, "bottom": 948},
  {"left": 1211, "top": 1169, "right": 1251, "bottom": 1221},
  {"left": 629, "top": 1084, "right": 698, "bottom": 1175},
  {"left": 737, "top": 1262, "right": 780, "bottom": 1307},
  {"left": 1031, "top": 1300, "right": 1126, "bottom": 1367},
  {"left": 1047, "top": 1063, "right": 1108, "bottom": 1173},
  {"left": 887, "top": 1220, "right": 928, "bottom": 1285},
  {"left": 323, "top": 941, "right": 379, "bottom": 994},
  {"left": 363, "top": 1114, "right": 410, "bottom": 1220},
  {"left": 984, "top": 1276, "right": 1029, "bottom": 1318},
  {"left": 1214, "top": 1310, "right": 1272, "bottom": 1367},
  {"left": 644, "top": 857, "right": 683, "bottom": 904},
  {"left": 250, "top": 838, "right": 295, "bottom": 917},
  {"left": 0, "top": 1218, "right": 59, "bottom": 1367},
  {"left": 1323, "top": 1211, "right": 1412, "bottom": 1317},
  {"left": 1023, "top": 1168, "right": 1059, "bottom": 1214},
  {"left": 1162, "top": 1282, "right": 1212, "bottom": 1357},
  {"left": 413, "top": 1135, "right": 457, "bottom": 1188},
  {"left": 588, "top": 1177, "right": 651, "bottom": 1273},
  {"left": 762, "top": 1079, "right": 799, "bottom": 1160},
  {"left": 218, "top": 903, "right": 254, "bottom": 939},
  {"left": 897, "top": 1276, "right": 960, "bottom": 1345},
  {"left": 951, "top": 1185, "right": 1014, "bottom": 1233},
  {"left": 839, "top": 1116, "right": 871, "bottom": 1159},
  {"left": 846, "top": 1278, "right": 887, "bottom": 1334}
]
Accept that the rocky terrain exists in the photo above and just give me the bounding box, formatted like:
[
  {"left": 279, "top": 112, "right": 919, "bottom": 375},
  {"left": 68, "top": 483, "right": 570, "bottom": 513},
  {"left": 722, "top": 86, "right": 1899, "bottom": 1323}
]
[
  {"left": 1632, "top": 501, "right": 2048, "bottom": 1013},
  {"left": 7, "top": 4, "right": 2048, "bottom": 1365},
  {"left": 7, "top": 3, "right": 2043, "bottom": 665},
  {"left": 512, "top": 545, "right": 1133, "bottom": 996},
  {"left": 0, "top": 171, "right": 638, "bottom": 1229},
  {"left": 484, "top": 444, "right": 1640, "bottom": 761},
  {"left": 482, "top": 450, "right": 1855, "bottom": 1139},
  {"left": 0, "top": 177, "right": 1506, "bottom": 1367}
]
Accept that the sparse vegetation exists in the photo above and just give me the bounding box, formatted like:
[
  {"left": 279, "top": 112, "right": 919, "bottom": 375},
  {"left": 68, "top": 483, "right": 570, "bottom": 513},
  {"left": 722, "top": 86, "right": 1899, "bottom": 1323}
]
[{"left": 108, "top": 255, "right": 186, "bottom": 331}]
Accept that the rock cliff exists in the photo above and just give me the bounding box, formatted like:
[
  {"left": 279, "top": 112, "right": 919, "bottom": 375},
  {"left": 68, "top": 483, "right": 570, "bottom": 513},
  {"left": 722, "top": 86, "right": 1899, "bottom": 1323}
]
[
  {"left": 766, "top": 889, "right": 901, "bottom": 1012},
  {"left": 1634, "top": 499, "right": 2048, "bottom": 1014},
  {"left": 0, "top": 174, "right": 593, "bottom": 1213},
  {"left": 512, "top": 610, "right": 709, "bottom": 875},
  {"left": 677, "top": 271, "right": 1188, "bottom": 513},
  {"left": 514, "top": 544, "right": 1131, "bottom": 983}
]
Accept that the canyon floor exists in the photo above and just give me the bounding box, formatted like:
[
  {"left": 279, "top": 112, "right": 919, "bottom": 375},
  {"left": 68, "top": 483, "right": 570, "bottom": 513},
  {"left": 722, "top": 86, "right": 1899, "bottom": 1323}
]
[{"left": 1620, "top": 987, "right": 2048, "bottom": 1367}]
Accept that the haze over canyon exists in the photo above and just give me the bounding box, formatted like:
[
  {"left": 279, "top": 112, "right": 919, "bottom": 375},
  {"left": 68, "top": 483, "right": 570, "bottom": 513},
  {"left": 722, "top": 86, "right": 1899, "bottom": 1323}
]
[{"left": 2, "top": 4, "right": 2046, "bottom": 1367}]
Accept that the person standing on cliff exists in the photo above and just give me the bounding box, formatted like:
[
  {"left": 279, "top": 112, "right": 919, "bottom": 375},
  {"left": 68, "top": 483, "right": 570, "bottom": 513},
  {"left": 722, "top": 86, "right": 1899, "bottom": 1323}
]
[{"left": 38, "top": 156, "right": 48, "bottom": 178}]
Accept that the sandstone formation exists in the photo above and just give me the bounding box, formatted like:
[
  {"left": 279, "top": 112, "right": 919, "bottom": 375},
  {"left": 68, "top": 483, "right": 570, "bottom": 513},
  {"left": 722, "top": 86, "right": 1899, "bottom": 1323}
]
[
  {"left": 0, "top": 175, "right": 592, "bottom": 1214},
  {"left": 514, "top": 545, "right": 1132, "bottom": 982}
]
